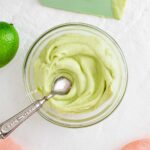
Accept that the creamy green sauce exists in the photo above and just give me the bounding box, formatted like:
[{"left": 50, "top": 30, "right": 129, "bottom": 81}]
[{"left": 34, "top": 34, "right": 117, "bottom": 114}]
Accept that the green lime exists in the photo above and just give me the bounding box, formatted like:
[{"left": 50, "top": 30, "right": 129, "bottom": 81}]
[{"left": 0, "top": 22, "right": 19, "bottom": 68}]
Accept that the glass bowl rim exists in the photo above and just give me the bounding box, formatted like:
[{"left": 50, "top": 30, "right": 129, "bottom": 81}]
[{"left": 23, "top": 22, "right": 128, "bottom": 128}]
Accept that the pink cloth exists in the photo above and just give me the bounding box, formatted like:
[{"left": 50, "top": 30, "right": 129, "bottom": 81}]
[
  {"left": 0, "top": 138, "right": 23, "bottom": 150},
  {"left": 122, "top": 139, "right": 150, "bottom": 150}
]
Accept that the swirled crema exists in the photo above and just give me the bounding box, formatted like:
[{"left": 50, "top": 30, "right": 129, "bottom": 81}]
[{"left": 34, "top": 34, "right": 119, "bottom": 114}]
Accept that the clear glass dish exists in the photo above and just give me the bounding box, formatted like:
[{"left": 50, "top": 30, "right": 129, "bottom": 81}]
[{"left": 23, "top": 23, "right": 128, "bottom": 128}]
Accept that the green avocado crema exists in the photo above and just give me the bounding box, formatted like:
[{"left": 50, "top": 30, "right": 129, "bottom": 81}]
[{"left": 34, "top": 34, "right": 117, "bottom": 114}]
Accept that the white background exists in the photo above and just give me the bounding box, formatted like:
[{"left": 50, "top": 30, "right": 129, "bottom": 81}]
[{"left": 0, "top": 0, "right": 150, "bottom": 149}]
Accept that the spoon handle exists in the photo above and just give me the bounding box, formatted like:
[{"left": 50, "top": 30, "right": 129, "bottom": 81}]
[{"left": 0, "top": 98, "right": 47, "bottom": 139}]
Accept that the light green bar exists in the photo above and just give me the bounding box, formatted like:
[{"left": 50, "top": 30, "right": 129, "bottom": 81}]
[
  {"left": 40, "top": 0, "right": 126, "bottom": 19},
  {"left": 40, "top": 0, "right": 113, "bottom": 18}
]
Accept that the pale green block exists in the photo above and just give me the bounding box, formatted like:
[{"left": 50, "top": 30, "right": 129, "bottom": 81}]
[{"left": 40, "top": 0, "right": 126, "bottom": 20}]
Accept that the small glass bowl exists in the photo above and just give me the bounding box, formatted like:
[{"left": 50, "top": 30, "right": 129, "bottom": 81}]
[{"left": 23, "top": 23, "right": 128, "bottom": 128}]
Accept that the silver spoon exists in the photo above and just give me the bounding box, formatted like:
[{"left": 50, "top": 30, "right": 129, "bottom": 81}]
[{"left": 0, "top": 77, "right": 72, "bottom": 139}]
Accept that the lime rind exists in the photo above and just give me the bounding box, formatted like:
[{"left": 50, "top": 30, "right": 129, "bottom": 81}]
[
  {"left": 112, "top": 0, "right": 126, "bottom": 20},
  {"left": 0, "top": 22, "right": 19, "bottom": 68}
]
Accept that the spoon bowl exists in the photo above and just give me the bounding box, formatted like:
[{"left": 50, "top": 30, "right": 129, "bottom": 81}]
[{"left": 52, "top": 77, "right": 72, "bottom": 95}]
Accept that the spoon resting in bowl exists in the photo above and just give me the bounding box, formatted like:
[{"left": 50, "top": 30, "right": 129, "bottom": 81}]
[{"left": 0, "top": 76, "right": 72, "bottom": 139}]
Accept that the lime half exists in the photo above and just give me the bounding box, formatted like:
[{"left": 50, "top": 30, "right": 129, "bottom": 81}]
[{"left": 0, "top": 22, "right": 19, "bottom": 68}]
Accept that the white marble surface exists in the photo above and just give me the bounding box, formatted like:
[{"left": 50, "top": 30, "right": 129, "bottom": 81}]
[{"left": 0, "top": 0, "right": 150, "bottom": 149}]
